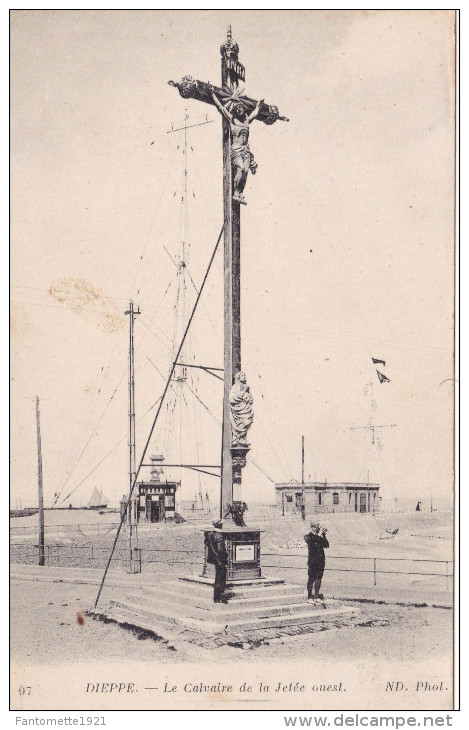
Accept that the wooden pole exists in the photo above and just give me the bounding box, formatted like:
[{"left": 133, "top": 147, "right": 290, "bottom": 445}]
[
  {"left": 125, "top": 300, "right": 140, "bottom": 573},
  {"left": 220, "top": 43, "right": 241, "bottom": 517},
  {"left": 35, "top": 396, "right": 45, "bottom": 566},
  {"left": 129, "top": 300, "right": 135, "bottom": 571}
]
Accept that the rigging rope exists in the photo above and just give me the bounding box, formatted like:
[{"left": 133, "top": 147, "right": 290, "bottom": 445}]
[
  {"left": 54, "top": 274, "right": 176, "bottom": 506},
  {"left": 251, "top": 375, "right": 292, "bottom": 482},
  {"left": 53, "top": 365, "right": 127, "bottom": 506},
  {"left": 57, "top": 272, "right": 179, "bottom": 505},
  {"left": 138, "top": 313, "right": 173, "bottom": 351},
  {"left": 128, "top": 140, "right": 179, "bottom": 299},
  {"left": 59, "top": 396, "right": 163, "bottom": 506}
]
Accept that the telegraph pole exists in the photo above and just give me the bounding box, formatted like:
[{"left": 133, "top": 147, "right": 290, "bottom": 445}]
[
  {"left": 125, "top": 301, "right": 140, "bottom": 573},
  {"left": 35, "top": 396, "right": 45, "bottom": 566}
]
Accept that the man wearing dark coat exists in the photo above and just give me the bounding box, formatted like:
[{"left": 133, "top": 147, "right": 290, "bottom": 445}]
[
  {"left": 304, "top": 522, "right": 329, "bottom": 602},
  {"left": 205, "top": 519, "right": 229, "bottom": 603}
]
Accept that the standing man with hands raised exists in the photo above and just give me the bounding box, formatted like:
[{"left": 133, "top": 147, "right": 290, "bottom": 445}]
[{"left": 304, "top": 523, "right": 329, "bottom": 602}]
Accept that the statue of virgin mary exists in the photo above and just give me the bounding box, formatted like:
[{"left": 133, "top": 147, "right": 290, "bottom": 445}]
[{"left": 228, "top": 371, "right": 254, "bottom": 446}]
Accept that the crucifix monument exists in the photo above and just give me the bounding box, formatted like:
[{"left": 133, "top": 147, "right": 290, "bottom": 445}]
[
  {"left": 92, "top": 24, "right": 357, "bottom": 635},
  {"left": 169, "top": 26, "right": 288, "bottom": 580}
]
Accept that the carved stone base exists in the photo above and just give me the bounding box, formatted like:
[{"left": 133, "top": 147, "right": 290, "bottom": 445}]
[{"left": 231, "top": 443, "right": 250, "bottom": 484}]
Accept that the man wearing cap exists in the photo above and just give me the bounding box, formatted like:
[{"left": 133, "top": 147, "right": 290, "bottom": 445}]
[
  {"left": 304, "top": 523, "right": 329, "bottom": 602},
  {"left": 205, "top": 520, "right": 229, "bottom": 603}
]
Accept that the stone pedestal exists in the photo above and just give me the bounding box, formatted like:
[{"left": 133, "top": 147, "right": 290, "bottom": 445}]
[{"left": 202, "top": 525, "right": 262, "bottom": 581}]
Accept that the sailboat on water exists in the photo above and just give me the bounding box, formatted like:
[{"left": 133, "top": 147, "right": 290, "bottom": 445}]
[{"left": 87, "top": 487, "right": 108, "bottom": 510}]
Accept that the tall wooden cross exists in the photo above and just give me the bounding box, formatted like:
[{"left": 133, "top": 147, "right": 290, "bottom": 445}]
[{"left": 169, "top": 26, "right": 288, "bottom": 520}]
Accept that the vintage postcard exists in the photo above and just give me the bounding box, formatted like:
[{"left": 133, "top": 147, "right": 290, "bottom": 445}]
[{"left": 10, "top": 9, "right": 457, "bottom": 712}]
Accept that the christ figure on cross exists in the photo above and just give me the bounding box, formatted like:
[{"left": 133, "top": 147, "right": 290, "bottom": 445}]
[{"left": 211, "top": 90, "right": 263, "bottom": 205}]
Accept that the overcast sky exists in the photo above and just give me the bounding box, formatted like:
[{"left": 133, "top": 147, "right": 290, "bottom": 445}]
[{"left": 10, "top": 10, "right": 455, "bottom": 509}]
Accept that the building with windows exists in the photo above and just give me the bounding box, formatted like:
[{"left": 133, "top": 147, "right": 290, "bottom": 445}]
[
  {"left": 275, "top": 481, "right": 380, "bottom": 515},
  {"left": 120, "top": 454, "right": 180, "bottom": 523}
]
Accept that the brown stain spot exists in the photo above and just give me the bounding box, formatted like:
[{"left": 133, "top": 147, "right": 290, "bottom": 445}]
[
  {"left": 99, "top": 299, "right": 125, "bottom": 333},
  {"left": 49, "top": 277, "right": 101, "bottom": 312},
  {"left": 49, "top": 277, "right": 124, "bottom": 332},
  {"left": 76, "top": 612, "right": 85, "bottom": 626}
]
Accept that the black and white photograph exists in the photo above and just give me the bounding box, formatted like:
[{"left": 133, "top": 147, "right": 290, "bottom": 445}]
[{"left": 10, "top": 9, "right": 457, "bottom": 712}]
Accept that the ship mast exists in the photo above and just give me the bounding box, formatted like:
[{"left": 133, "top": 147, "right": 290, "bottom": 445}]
[{"left": 167, "top": 110, "right": 213, "bottom": 510}]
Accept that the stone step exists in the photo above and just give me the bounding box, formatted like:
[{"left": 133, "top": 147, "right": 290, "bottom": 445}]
[
  {"left": 88, "top": 605, "right": 185, "bottom": 644},
  {"left": 194, "top": 605, "right": 356, "bottom": 634},
  {"left": 141, "top": 577, "right": 292, "bottom": 602},
  {"left": 108, "top": 598, "right": 227, "bottom": 635},
  {"left": 89, "top": 603, "right": 355, "bottom": 647},
  {"left": 108, "top": 598, "right": 185, "bottom": 629},
  {"left": 125, "top": 590, "right": 328, "bottom": 621},
  {"left": 124, "top": 589, "right": 318, "bottom": 614},
  {"left": 93, "top": 603, "right": 238, "bottom": 643},
  {"left": 109, "top": 594, "right": 355, "bottom": 635},
  {"left": 180, "top": 575, "right": 286, "bottom": 591},
  {"left": 137, "top": 583, "right": 306, "bottom": 609},
  {"left": 97, "top": 574, "right": 359, "bottom": 637}
]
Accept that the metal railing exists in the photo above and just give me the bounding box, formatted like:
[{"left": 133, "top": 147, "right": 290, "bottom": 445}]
[
  {"left": 10, "top": 522, "right": 121, "bottom": 538},
  {"left": 261, "top": 552, "right": 453, "bottom": 590},
  {"left": 9, "top": 542, "right": 453, "bottom": 590}
]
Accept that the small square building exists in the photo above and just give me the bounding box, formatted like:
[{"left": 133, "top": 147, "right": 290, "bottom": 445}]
[
  {"left": 121, "top": 454, "right": 180, "bottom": 523},
  {"left": 275, "top": 481, "right": 380, "bottom": 515}
]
